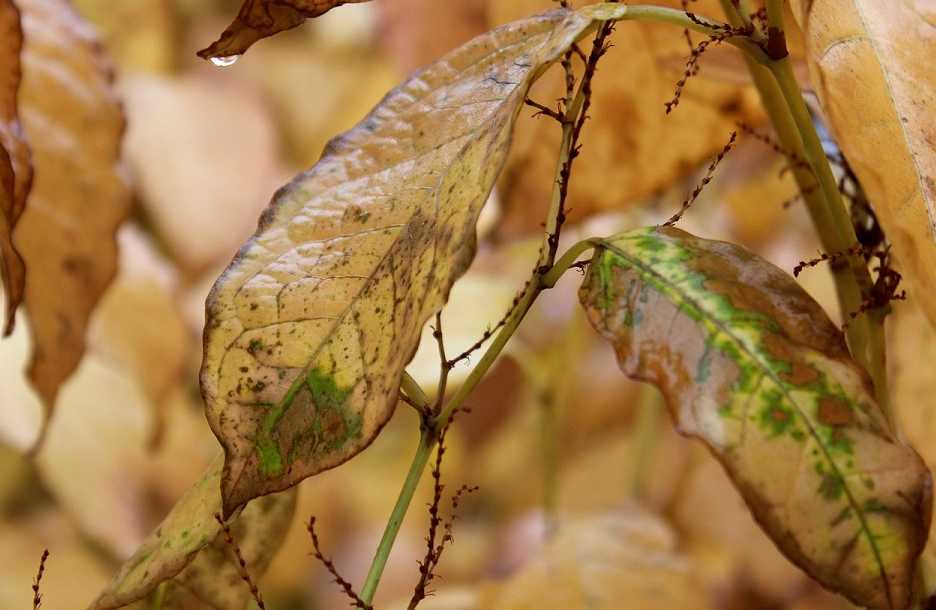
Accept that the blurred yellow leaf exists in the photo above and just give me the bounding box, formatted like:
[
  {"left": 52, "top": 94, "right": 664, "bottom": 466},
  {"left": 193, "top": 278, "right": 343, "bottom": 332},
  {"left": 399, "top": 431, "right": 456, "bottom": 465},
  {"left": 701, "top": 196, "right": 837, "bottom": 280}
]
[
  {"left": 790, "top": 0, "right": 936, "bottom": 330},
  {"left": 13, "top": 0, "right": 131, "bottom": 442},
  {"left": 490, "top": 0, "right": 763, "bottom": 236},
  {"left": 72, "top": 0, "right": 177, "bottom": 73},
  {"left": 120, "top": 74, "right": 287, "bottom": 273},
  {"left": 91, "top": 456, "right": 298, "bottom": 610},
  {"left": 480, "top": 508, "right": 713, "bottom": 610},
  {"left": 0, "top": 0, "right": 30, "bottom": 336}
]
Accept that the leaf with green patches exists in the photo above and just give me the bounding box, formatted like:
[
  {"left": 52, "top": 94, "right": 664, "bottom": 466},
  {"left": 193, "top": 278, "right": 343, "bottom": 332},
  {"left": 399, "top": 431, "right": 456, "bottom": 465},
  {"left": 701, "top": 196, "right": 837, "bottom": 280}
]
[
  {"left": 200, "top": 3, "right": 631, "bottom": 517},
  {"left": 90, "top": 456, "right": 297, "bottom": 610},
  {"left": 578, "top": 226, "right": 932, "bottom": 610}
]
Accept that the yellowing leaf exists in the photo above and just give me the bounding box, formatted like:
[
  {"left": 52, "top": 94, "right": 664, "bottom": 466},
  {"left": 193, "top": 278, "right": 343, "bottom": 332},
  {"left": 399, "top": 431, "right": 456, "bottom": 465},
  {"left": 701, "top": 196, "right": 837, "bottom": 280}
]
[
  {"left": 790, "top": 0, "right": 936, "bottom": 330},
  {"left": 197, "top": 0, "right": 371, "bottom": 62},
  {"left": 13, "top": 0, "right": 131, "bottom": 439},
  {"left": 0, "top": 0, "right": 31, "bottom": 336},
  {"left": 579, "top": 227, "right": 931, "bottom": 610},
  {"left": 200, "top": 5, "right": 631, "bottom": 516},
  {"left": 479, "top": 508, "right": 713, "bottom": 610},
  {"left": 91, "top": 457, "right": 298, "bottom": 610}
]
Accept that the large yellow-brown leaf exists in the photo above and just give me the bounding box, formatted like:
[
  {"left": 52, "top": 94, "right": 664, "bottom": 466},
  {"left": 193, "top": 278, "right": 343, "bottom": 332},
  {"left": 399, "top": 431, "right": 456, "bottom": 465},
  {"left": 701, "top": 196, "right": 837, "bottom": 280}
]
[
  {"left": 90, "top": 457, "right": 297, "bottom": 610},
  {"left": 0, "top": 0, "right": 31, "bottom": 336},
  {"left": 197, "top": 0, "right": 371, "bottom": 62},
  {"left": 478, "top": 508, "right": 714, "bottom": 610},
  {"left": 790, "top": 0, "right": 936, "bottom": 330},
  {"left": 200, "top": 4, "right": 632, "bottom": 517},
  {"left": 490, "top": 0, "right": 763, "bottom": 236},
  {"left": 14, "top": 0, "right": 131, "bottom": 439},
  {"left": 579, "top": 227, "right": 931, "bottom": 610}
]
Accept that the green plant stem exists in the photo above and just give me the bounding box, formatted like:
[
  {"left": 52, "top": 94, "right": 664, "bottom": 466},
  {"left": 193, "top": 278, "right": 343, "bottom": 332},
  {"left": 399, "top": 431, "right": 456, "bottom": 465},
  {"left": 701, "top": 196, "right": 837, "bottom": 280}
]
[
  {"left": 605, "top": 5, "right": 768, "bottom": 62},
  {"left": 359, "top": 427, "right": 435, "bottom": 605},
  {"left": 718, "top": 0, "right": 888, "bottom": 412},
  {"left": 767, "top": 56, "right": 888, "bottom": 411},
  {"left": 400, "top": 371, "right": 431, "bottom": 410},
  {"left": 765, "top": 0, "right": 786, "bottom": 31},
  {"left": 626, "top": 385, "right": 663, "bottom": 498}
]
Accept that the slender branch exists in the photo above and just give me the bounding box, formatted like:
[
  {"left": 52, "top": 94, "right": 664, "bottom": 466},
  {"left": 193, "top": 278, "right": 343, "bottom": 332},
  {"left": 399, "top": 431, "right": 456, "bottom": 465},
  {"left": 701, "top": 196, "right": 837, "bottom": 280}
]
[
  {"left": 359, "top": 427, "right": 435, "bottom": 605},
  {"left": 214, "top": 514, "right": 266, "bottom": 610},
  {"left": 431, "top": 312, "right": 450, "bottom": 413},
  {"left": 718, "top": 0, "right": 888, "bottom": 412},
  {"left": 32, "top": 549, "right": 49, "bottom": 610},
  {"left": 400, "top": 372, "right": 431, "bottom": 415},
  {"left": 308, "top": 517, "right": 372, "bottom": 609}
]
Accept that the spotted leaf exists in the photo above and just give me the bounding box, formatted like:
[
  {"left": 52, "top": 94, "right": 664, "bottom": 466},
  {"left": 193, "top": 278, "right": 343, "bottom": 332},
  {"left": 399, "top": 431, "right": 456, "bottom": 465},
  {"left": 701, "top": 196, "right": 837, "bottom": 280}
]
[
  {"left": 579, "top": 226, "right": 932, "bottom": 610},
  {"left": 200, "top": 4, "right": 631, "bottom": 516}
]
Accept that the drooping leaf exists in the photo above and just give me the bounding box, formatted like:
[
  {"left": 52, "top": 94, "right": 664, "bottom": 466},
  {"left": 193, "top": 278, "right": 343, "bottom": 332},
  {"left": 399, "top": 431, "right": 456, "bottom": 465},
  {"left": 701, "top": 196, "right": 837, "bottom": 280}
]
[
  {"left": 90, "top": 456, "right": 297, "bottom": 610},
  {"left": 13, "top": 0, "right": 131, "bottom": 440},
  {"left": 197, "top": 0, "right": 371, "bottom": 62},
  {"left": 0, "top": 0, "right": 31, "bottom": 336},
  {"left": 578, "top": 226, "right": 932, "bottom": 610},
  {"left": 200, "top": 4, "right": 630, "bottom": 516},
  {"left": 479, "top": 508, "right": 714, "bottom": 610},
  {"left": 790, "top": 0, "right": 936, "bottom": 330}
]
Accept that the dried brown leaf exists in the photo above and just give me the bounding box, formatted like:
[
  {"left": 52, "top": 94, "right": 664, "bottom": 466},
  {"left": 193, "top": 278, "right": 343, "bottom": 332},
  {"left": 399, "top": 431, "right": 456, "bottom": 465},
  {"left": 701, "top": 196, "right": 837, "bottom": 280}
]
[
  {"left": 579, "top": 227, "right": 932, "bottom": 610},
  {"left": 479, "top": 508, "right": 714, "bottom": 610},
  {"left": 790, "top": 0, "right": 936, "bottom": 330},
  {"left": 0, "top": 0, "right": 31, "bottom": 336},
  {"left": 197, "top": 0, "right": 371, "bottom": 61},
  {"left": 13, "top": 0, "right": 131, "bottom": 441},
  {"left": 200, "top": 5, "right": 632, "bottom": 517},
  {"left": 490, "top": 0, "right": 764, "bottom": 236}
]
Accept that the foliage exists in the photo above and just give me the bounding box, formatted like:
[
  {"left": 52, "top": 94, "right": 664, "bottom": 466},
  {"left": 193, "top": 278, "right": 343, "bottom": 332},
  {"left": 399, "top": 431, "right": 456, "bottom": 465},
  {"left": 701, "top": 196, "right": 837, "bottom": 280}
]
[{"left": 0, "top": 1, "right": 935, "bottom": 610}]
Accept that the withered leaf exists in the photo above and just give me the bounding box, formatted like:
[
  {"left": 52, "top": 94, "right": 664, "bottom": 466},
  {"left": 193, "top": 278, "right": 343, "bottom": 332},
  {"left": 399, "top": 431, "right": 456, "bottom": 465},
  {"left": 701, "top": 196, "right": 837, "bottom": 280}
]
[
  {"left": 491, "top": 0, "right": 764, "bottom": 237},
  {"left": 14, "top": 0, "right": 131, "bottom": 440},
  {"left": 0, "top": 0, "right": 31, "bottom": 336},
  {"left": 197, "top": 0, "right": 371, "bottom": 62},
  {"left": 90, "top": 456, "right": 298, "bottom": 610},
  {"left": 479, "top": 508, "right": 713, "bottom": 610},
  {"left": 790, "top": 0, "right": 936, "bottom": 330},
  {"left": 200, "top": 4, "right": 631, "bottom": 516},
  {"left": 579, "top": 226, "right": 932, "bottom": 610}
]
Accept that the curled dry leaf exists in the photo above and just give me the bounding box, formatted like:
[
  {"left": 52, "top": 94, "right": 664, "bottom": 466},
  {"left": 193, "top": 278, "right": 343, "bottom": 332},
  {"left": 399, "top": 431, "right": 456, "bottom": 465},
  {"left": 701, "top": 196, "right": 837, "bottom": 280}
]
[
  {"left": 479, "top": 508, "right": 713, "bottom": 610},
  {"left": 197, "top": 0, "right": 371, "bottom": 61},
  {"left": 0, "top": 0, "right": 31, "bottom": 336},
  {"left": 578, "top": 227, "right": 932, "bottom": 610},
  {"left": 200, "top": 4, "right": 632, "bottom": 516},
  {"left": 790, "top": 0, "right": 936, "bottom": 330},
  {"left": 13, "top": 0, "right": 131, "bottom": 439},
  {"left": 90, "top": 456, "right": 298, "bottom": 610}
]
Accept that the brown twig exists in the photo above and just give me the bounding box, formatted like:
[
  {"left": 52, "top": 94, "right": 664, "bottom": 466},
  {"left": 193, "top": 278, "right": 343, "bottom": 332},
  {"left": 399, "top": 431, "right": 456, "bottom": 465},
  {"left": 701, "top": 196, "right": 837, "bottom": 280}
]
[
  {"left": 523, "top": 98, "right": 565, "bottom": 123},
  {"left": 214, "top": 514, "right": 266, "bottom": 609},
  {"left": 407, "top": 412, "right": 477, "bottom": 610},
  {"left": 447, "top": 276, "right": 534, "bottom": 368},
  {"left": 793, "top": 244, "right": 869, "bottom": 278},
  {"left": 307, "top": 517, "right": 372, "bottom": 610},
  {"left": 663, "top": 131, "right": 737, "bottom": 226},
  {"left": 665, "top": 28, "right": 741, "bottom": 114},
  {"left": 736, "top": 121, "right": 811, "bottom": 176},
  {"left": 32, "top": 549, "right": 49, "bottom": 610}
]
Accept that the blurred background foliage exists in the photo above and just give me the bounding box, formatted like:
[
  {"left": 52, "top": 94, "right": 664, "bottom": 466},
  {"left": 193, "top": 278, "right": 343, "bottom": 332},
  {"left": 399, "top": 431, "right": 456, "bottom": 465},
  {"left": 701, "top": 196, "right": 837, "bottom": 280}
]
[{"left": 0, "top": 1, "right": 930, "bottom": 609}]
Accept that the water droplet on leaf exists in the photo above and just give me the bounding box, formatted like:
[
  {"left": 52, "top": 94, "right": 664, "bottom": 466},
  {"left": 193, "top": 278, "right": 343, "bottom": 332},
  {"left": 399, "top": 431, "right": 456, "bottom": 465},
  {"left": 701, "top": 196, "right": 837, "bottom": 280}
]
[{"left": 209, "top": 55, "right": 240, "bottom": 67}]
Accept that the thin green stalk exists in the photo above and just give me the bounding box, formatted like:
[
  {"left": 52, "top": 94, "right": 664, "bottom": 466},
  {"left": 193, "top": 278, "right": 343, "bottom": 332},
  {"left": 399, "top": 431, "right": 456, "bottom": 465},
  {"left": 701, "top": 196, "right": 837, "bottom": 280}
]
[
  {"left": 767, "top": 56, "right": 887, "bottom": 410},
  {"left": 718, "top": 0, "right": 888, "bottom": 411},
  {"left": 359, "top": 428, "right": 435, "bottom": 605},
  {"left": 400, "top": 372, "right": 431, "bottom": 410},
  {"left": 626, "top": 385, "right": 662, "bottom": 498},
  {"left": 607, "top": 5, "right": 768, "bottom": 62}
]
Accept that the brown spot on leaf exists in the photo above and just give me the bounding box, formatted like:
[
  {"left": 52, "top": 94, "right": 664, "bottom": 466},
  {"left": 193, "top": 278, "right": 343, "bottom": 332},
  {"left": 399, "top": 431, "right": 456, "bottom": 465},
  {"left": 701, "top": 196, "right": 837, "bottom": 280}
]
[{"left": 818, "top": 397, "right": 854, "bottom": 427}]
